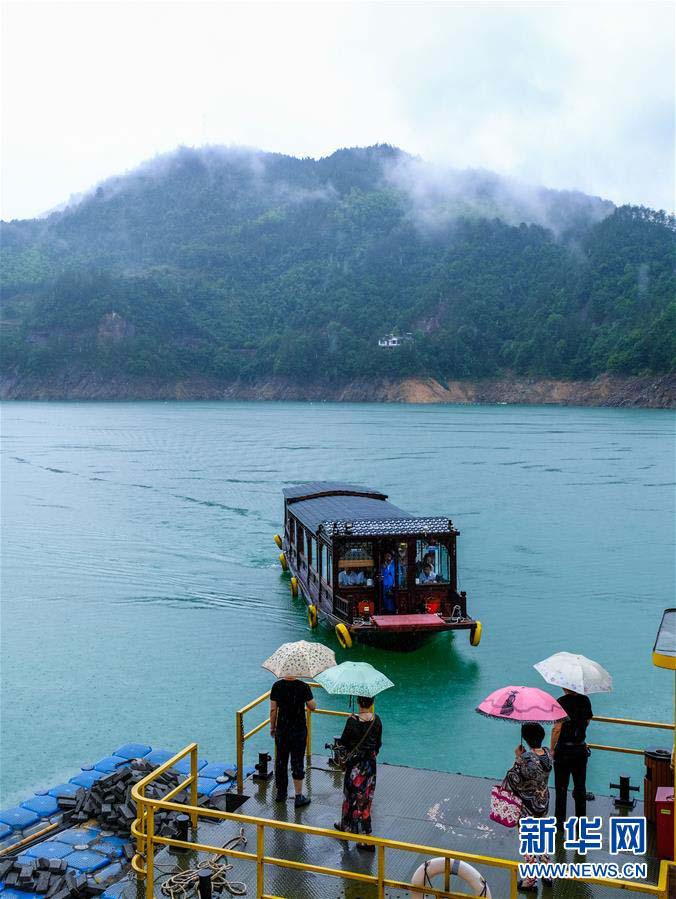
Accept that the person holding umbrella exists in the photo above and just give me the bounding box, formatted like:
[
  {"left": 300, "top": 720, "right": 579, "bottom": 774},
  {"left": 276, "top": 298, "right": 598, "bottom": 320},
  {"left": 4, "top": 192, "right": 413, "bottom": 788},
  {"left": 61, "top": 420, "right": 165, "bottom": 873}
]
[
  {"left": 262, "top": 641, "right": 335, "bottom": 809},
  {"left": 534, "top": 652, "right": 612, "bottom": 829},
  {"left": 315, "top": 661, "right": 394, "bottom": 850},
  {"left": 335, "top": 695, "right": 383, "bottom": 850},
  {"left": 477, "top": 685, "right": 567, "bottom": 893}
]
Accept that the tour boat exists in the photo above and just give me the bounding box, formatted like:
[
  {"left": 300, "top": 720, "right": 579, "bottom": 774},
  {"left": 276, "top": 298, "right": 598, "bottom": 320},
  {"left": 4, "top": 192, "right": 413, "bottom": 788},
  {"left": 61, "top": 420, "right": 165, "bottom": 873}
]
[{"left": 274, "top": 481, "right": 482, "bottom": 649}]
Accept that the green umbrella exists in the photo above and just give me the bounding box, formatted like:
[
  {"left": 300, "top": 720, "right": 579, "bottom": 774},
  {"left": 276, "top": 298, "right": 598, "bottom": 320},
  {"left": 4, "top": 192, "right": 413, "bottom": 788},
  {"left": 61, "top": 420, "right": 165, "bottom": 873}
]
[{"left": 315, "top": 661, "right": 394, "bottom": 697}]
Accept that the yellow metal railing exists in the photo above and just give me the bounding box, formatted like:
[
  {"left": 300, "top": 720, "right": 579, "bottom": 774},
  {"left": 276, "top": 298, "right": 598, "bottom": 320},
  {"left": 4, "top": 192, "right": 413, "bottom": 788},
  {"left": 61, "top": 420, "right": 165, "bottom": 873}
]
[
  {"left": 234, "top": 690, "right": 676, "bottom": 791},
  {"left": 132, "top": 742, "right": 671, "bottom": 899},
  {"left": 587, "top": 715, "right": 674, "bottom": 757},
  {"left": 235, "top": 682, "right": 348, "bottom": 793}
]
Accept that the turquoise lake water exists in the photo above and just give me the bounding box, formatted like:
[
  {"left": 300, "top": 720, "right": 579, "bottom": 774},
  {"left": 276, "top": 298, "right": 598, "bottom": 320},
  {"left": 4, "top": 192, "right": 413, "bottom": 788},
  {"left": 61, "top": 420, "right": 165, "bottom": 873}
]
[{"left": 1, "top": 401, "right": 674, "bottom": 806}]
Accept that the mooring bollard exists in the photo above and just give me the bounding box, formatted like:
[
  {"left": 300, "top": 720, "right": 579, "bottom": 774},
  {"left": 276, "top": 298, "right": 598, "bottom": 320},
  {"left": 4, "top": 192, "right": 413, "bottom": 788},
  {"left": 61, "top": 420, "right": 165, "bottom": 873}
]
[
  {"left": 253, "top": 752, "right": 273, "bottom": 782},
  {"left": 171, "top": 813, "right": 191, "bottom": 852},
  {"left": 609, "top": 774, "right": 640, "bottom": 809},
  {"left": 197, "top": 869, "right": 212, "bottom": 899}
]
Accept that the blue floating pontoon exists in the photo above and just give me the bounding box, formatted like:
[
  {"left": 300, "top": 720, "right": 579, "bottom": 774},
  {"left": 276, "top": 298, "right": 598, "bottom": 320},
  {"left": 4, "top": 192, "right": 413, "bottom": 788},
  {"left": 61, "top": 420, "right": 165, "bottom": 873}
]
[
  {"left": 69, "top": 770, "right": 106, "bottom": 789},
  {"left": 0, "top": 807, "right": 40, "bottom": 829},
  {"left": 48, "top": 783, "right": 80, "bottom": 799},
  {"left": 113, "top": 743, "right": 151, "bottom": 759},
  {"left": 144, "top": 749, "right": 173, "bottom": 767},
  {"left": 25, "top": 841, "right": 73, "bottom": 859},
  {"left": 58, "top": 828, "right": 101, "bottom": 846},
  {"left": 199, "top": 762, "right": 235, "bottom": 779},
  {"left": 172, "top": 757, "right": 207, "bottom": 775},
  {"left": 93, "top": 756, "right": 129, "bottom": 774},
  {"left": 66, "top": 850, "right": 109, "bottom": 873},
  {"left": 21, "top": 795, "right": 60, "bottom": 817}
]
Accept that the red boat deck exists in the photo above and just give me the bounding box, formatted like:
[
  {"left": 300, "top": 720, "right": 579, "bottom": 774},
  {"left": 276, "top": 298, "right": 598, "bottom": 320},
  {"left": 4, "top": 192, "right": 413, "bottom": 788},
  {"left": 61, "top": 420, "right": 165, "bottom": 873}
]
[{"left": 371, "top": 613, "right": 447, "bottom": 630}]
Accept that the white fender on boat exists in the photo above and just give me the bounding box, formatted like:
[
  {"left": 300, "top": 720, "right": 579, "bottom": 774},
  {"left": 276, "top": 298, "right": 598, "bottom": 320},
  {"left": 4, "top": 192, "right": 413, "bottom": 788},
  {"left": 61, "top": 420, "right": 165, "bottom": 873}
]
[{"left": 410, "top": 857, "right": 491, "bottom": 898}]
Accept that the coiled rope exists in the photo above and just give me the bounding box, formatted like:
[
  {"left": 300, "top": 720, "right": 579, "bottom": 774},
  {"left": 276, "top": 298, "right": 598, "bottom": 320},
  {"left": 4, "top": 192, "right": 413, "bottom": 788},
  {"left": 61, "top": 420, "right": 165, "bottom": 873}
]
[{"left": 157, "top": 828, "right": 248, "bottom": 897}]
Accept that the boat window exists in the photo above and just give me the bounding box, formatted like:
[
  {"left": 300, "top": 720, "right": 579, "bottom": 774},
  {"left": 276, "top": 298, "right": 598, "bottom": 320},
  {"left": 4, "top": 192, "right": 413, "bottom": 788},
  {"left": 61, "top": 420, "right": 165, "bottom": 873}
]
[
  {"left": 338, "top": 541, "right": 374, "bottom": 587},
  {"left": 289, "top": 518, "right": 296, "bottom": 544},
  {"left": 320, "top": 543, "right": 333, "bottom": 584},
  {"left": 299, "top": 528, "right": 307, "bottom": 559},
  {"left": 415, "top": 539, "right": 449, "bottom": 584},
  {"left": 309, "top": 537, "right": 317, "bottom": 570},
  {"left": 396, "top": 541, "right": 408, "bottom": 588}
]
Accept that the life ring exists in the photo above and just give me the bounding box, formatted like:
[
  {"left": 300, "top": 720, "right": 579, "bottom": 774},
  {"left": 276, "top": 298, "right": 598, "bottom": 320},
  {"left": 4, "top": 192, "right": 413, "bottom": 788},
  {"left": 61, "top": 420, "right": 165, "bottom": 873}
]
[
  {"left": 307, "top": 604, "right": 318, "bottom": 628},
  {"left": 279, "top": 552, "right": 288, "bottom": 571},
  {"left": 274, "top": 534, "right": 283, "bottom": 549},
  {"left": 470, "top": 620, "right": 483, "bottom": 647},
  {"left": 335, "top": 623, "right": 352, "bottom": 649},
  {"left": 410, "top": 857, "right": 491, "bottom": 897},
  {"left": 290, "top": 576, "right": 299, "bottom": 598}
]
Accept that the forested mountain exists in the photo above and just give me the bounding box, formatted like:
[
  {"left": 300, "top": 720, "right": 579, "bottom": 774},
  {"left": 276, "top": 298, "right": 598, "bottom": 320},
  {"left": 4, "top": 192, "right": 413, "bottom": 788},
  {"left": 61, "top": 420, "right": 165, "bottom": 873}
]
[{"left": 1, "top": 144, "right": 674, "bottom": 386}]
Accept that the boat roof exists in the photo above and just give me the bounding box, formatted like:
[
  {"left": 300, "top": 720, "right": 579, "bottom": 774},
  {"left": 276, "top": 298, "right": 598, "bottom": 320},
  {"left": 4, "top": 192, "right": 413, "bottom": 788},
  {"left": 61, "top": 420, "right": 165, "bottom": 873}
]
[
  {"left": 284, "top": 483, "right": 455, "bottom": 538},
  {"left": 282, "top": 481, "right": 388, "bottom": 503}
]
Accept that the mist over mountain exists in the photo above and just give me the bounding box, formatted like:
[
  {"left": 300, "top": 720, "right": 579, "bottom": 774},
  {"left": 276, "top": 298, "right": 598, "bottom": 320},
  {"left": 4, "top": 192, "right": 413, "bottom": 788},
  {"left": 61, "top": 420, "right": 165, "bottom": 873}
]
[{"left": 1, "top": 144, "right": 674, "bottom": 388}]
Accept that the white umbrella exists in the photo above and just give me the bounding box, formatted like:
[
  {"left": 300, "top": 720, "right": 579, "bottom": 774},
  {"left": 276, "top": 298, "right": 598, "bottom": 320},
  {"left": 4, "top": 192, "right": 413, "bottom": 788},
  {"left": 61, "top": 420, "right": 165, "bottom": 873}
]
[
  {"left": 262, "top": 640, "right": 336, "bottom": 679},
  {"left": 534, "top": 652, "right": 613, "bottom": 695}
]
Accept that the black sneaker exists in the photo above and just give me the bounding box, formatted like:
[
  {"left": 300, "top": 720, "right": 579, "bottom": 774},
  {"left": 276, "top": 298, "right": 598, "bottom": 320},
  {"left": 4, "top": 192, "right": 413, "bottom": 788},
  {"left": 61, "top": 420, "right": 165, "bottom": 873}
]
[
  {"left": 294, "top": 794, "right": 311, "bottom": 808},
  {"left": 275, "top": 792, "right": 287, "bottom": 802}
]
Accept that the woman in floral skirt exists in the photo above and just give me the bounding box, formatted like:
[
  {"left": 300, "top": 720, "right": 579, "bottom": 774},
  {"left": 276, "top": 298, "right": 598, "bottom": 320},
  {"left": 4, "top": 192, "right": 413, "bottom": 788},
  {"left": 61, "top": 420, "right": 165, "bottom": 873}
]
[{"left": 334, "top": 695, "right": 383, "bottom": 850}]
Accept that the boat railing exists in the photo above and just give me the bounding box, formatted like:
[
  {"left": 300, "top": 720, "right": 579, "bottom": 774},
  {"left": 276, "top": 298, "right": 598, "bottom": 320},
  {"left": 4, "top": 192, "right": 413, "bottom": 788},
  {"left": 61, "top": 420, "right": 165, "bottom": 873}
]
[{"left": 131, "top": 741, "right": 670, "bottom": 899}]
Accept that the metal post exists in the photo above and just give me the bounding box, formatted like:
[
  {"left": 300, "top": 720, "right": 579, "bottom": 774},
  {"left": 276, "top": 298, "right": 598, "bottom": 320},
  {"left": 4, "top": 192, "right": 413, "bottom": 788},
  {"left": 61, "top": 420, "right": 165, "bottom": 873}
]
[
  {"left": 190, "top": 746, "right": 198, "bottom": 829},
  {"left": 510, "top": 868, "right": 518, "bottom": 899},
  {"left": 135, "top": 787, "right": 145, "bottom": 862},
  {"left": 377, "top": 845, "right": 385, "bottom": 899},
  {"left": 145, "top": 806, "right": 155, "bottom": 899},
  {"left": 256, "top": 824, "right": 265, "bottom": 898},
  {"left": 306, "top": 706, "right": 313, "bottom": 761},
  {"left": 236, "top": 711, "right": 244, "bottom": 795},
  {"left": 443, "top": 857, "right": 450, "bottom": 893}
]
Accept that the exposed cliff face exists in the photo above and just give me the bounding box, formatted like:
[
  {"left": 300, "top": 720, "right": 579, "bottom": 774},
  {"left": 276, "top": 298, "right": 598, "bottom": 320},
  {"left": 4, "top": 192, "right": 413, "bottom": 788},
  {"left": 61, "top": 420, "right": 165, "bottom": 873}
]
[{"left": 1, "top": 372, "right": 674, "bottom": 408}]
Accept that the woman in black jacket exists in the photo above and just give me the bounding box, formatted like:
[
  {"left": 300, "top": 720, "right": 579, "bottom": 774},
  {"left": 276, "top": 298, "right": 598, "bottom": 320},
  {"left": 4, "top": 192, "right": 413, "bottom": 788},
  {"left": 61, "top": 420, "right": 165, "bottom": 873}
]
[{"left": 334, "top": 695, "right": 383, "bottom": 850}]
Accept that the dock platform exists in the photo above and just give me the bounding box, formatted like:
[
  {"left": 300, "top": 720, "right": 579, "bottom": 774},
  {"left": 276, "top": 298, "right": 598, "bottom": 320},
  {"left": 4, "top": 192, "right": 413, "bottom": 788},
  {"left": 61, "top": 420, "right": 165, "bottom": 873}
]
[{"left": 136, "top": 756, "right": 661, "bottom": 898}]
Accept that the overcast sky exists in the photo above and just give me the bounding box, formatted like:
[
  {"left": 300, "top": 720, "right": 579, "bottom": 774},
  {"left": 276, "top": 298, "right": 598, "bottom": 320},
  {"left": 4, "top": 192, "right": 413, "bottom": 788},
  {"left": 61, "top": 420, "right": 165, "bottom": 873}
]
[{"left": 2, "top": 0, "right": 674, "bottom": 220}]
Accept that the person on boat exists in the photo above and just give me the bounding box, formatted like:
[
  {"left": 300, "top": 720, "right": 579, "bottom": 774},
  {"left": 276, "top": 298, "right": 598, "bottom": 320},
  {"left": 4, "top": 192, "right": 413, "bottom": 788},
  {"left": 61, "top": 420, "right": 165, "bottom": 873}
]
[
  {"left": 269, "top": 676, "right": 316, "bottom": 808},
  {"left": 334, "top": 695, "right": 383, "bottom": 851},
  {"left": 419, "top": 562, "right": 437, "bottom": 584},
  {"left": 505, "top": 723, "right": 553, "bottom": 893},
  {"left": 551, "top": 688, "right": 593, "bottom": 828},
  {"left": 380, "top": 552, "right": 396, "bottom": 612},
  {"left": 397, "top": 544, "right": 408, "bottom": 587},
  {"left": 339, "top": 568, "right": 366, "bottom": 586},
  {"left": 416, "top": 551, "right": 436, "bottom": 577}
]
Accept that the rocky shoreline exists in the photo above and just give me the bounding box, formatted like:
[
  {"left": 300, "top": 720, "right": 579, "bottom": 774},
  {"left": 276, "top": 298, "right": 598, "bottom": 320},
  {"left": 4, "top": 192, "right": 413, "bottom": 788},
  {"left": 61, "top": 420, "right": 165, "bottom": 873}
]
[{"left": 1, "top": 372, "right": 674, "bottom": 408}]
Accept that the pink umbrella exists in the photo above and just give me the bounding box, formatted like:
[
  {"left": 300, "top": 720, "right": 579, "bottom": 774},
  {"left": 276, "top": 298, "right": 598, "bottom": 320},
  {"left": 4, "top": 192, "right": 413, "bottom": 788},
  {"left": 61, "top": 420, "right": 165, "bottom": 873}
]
[{"left": 477, "top": 685, "right": 568, "bottom": 725}]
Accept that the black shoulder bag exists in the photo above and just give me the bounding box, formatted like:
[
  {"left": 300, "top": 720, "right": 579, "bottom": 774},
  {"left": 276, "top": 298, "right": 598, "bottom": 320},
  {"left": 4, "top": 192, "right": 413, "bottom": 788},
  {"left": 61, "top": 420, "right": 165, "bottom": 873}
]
[{"left": 335, "top": 717, "right": 376, "bottom": 771}]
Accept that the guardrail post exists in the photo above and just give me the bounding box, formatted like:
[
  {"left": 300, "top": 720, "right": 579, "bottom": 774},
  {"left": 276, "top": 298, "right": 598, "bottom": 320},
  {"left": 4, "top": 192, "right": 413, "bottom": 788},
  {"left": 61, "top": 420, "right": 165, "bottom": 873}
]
[
  {"left": 135, "top": 786, "right": 145, "bottom": 865},
  {"left": 145, "top": 805, "right": 155, "bottom": 899},
  {"left": 236, "top": 710, "right": 244, "bottom": 794},
  {"left": 256, "top": 824, "right": 265, "bottom": 898},
  {"left": 377, "top": 844, "right": 385, "bottom": 898},
  {"left": 510, "top": 867, "right": 518, "bottom": 899},
  {"left": 443, "top": 857, "right": 450, "bottom": 893},
  {"left": 190, "top": 745, "right": 199, "bottom": 829}
]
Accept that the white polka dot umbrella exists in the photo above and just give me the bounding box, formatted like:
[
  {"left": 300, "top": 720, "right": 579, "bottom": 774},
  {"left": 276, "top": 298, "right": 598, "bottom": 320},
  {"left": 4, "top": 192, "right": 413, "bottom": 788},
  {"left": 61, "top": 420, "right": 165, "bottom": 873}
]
[
  {"left": 534, "top": 652, "right": 613, "bottom": 695},
  {"left": 262, "top": 640, "right": 337, "bottom": 679}
]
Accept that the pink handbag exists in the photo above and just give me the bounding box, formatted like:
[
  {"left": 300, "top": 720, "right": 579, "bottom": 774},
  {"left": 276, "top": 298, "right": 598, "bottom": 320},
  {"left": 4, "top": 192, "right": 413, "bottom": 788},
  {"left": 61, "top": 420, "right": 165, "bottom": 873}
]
[{"left": 489, "top": 780, "right": 524, "bottom": 827}]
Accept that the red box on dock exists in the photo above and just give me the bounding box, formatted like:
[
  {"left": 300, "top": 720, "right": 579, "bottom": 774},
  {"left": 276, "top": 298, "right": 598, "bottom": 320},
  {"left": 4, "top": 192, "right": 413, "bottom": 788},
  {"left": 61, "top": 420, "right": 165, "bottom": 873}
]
[{"left": 655, "top": 786, "right": 674, "bottom": 860}]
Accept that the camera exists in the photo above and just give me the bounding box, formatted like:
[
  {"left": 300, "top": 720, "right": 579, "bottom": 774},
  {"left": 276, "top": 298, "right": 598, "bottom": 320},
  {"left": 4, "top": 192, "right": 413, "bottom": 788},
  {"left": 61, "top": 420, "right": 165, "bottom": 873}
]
[{"left": 325, "top": 737, "right": 345, "bottom": 768}]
